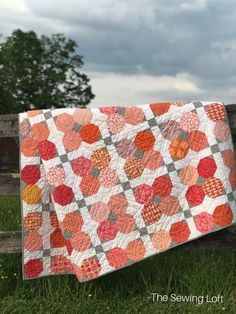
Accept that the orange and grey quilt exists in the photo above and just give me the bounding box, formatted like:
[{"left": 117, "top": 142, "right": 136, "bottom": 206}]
[{"left": 19, "top": 101, "right": 236, "bottom": 281}]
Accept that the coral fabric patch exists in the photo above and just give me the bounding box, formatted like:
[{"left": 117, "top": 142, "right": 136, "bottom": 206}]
[{"left": 19, "top": 101, "right": 236, "bottom": 282}]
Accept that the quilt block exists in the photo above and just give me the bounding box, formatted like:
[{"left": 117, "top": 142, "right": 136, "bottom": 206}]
[{"left": 19, "top": 101, "right": 236, "bottom": 281}]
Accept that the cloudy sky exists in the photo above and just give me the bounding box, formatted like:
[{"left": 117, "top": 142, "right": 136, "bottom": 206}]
[{"left": 0, "top": 0, "right": 236, "bottom": 106}]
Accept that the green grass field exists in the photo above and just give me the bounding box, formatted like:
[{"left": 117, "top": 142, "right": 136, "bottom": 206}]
[{"left": 0, "top": 197, "right": 236, "bottom": 314}]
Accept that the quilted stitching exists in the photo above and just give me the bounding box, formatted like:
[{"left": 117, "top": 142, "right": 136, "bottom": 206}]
[{"left": 19, "top": 101, "right": 236, "bottom": 281}]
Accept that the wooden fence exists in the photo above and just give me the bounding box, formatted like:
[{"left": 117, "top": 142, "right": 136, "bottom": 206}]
[{"left": 0, "top": 107, "right": 236, "bottom": 253}]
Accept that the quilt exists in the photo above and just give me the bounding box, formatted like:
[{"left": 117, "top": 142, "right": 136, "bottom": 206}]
[{"left": 19, "top": 101, "right": 236, "bottom": 281}]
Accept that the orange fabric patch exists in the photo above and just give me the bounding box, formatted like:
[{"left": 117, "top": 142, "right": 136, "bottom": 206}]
[
  {"left": 51, "top": 255, "right": 72, "bottom": 274},
  {"left": 81, "top": 258, "right": 101, "bottom": 279},
  {"left": 32, "top": 123, "right": 50, "bottom": 142},
  {"left": 159, "top": 196, "right": 180, "bottom": 216},
  {"left": 169, "top": 138, "right": 189, "bottom": 160},
  {"left": 22, "top": 184, "right": 41, "bottom": 204},
  {"left": 71, "top": 231, "right": 91, "bottom": 252},
  {"left": 50, "top": 228, "right": 66, "bottom": 248},
  {"left": 63, "top": 130, "right": 81, "bottom": 151},
  {"left": 150, "top": 102, "right": 171, "bottom": 115},
  {"left": 24, "top": 232, "right": 43, "bottom": 251},
  {"left": 141, "top": 202, "right": 162, "bottom": 224},
  {"left": 73, "top": 108, "right": 93, "bottom": 125},
  {"left": 203, "top": 177, "right": 224, "bottom": 198},
  {"left": 21, "top": 137, "right": 39, "bottom": 157},
  {"left": 80, "top": 175, "right": 100, "bottom": 196},
  {"left": 206, "top": 103, "right": 226, "bottom": 122},
  {"left": 125, "top": 240, "right": 146, "bottom": 261},
  {"left": 169, "top": 221, "right": 190, "bottom": 243},
  {"left": 213, "top": 204, "right": 233, "bottom": 227},
  {"left": 24, "top": 212, "right": 42, "bottom": 232},
  {"left": 80, "top": 123, "right": 101, "bottom": 144},
  {"left": 152, "top": 230, "right": 172, "bottom": 250},
  {"left": 55, "top": 113, "right": 74, "bottom": 132},
  {"left": 91, "top": 148, "right": 111, "bottom": 169},
  {"left": 142, "top": 149, "right": 163, "bottom": 170},
  {"left": 179, "top": 165, "right": 198, "bottom": 186},
  {"left": 114, "top": 213, "right": 135, "bottom": 234},
  {"left": 134, "top": 130, "right": 155, "bottom": 151},
  {"left": 124, "top": 157, "right": 144, "bottom": 178},
  {"left": 187, "top": 130, "right": 208, "bottom": 152},
  {"left": 152, "top": 176, "right": 172, "bottom": 197},
  {"left": 223, "top": 149, "right": 235, "bottom": 170},
  {"left": 50, "top": 211, "right": 59, "bottom": 228},
  {"left": 27, "top": 110, "right": 42, "bottom": 117},
  {"left": 63, "top": 212, "right": 84, "bottom": 234},
  {"left": 229, "top": 170, "right": 236, "bottom": 189},
  {"left": 108, "top": 194, "right": 128, "bottom": 215}
]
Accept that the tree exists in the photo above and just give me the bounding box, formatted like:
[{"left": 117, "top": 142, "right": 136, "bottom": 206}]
[{"left": 0, "top": 29, "right": 95, "bottom": 114}]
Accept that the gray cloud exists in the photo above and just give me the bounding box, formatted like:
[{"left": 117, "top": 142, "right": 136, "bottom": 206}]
[
  {"left": 1, "top": 0, "right": 236, "bottom": 103},
  {"left": 23, "top": 0, "right": 236, "bottom": 78}
]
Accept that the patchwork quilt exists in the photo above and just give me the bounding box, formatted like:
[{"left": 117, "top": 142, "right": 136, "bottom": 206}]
[{"left": 19, "top": 101, "right": 236, "bottom": 281}]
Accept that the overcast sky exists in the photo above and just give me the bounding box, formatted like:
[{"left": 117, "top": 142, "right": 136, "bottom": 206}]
[{"left": 1, "top": 0, "right": 236, "bottom": 106}]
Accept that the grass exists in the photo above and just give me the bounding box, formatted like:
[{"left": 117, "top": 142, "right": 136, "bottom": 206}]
[
  {"left": 0, "top": 198, "right": 236, "bottom": 314},
  {"left": 0, "top": 197, "right": 21, "bottom": 231}
]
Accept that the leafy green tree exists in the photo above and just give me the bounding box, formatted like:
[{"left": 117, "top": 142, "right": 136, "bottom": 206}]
[{"left": 0, "top": 29, "right": 94, "bottom": 113}]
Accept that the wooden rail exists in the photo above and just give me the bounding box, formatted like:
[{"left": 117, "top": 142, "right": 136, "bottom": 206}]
[
  {"left": 0, "top": 174, "right": 20, "bottom": 196},
  {"left": 0, "top": 231, "right": 22, "bottom": 253},
  {"left": 0, "top": 114, "right": 18, "bottom": 137},
  {"left": 0, "top": 105, "right": 236, "bottom": 253}
]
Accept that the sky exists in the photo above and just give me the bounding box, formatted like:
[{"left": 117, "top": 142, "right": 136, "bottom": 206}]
[{"left": 0, "top": 0, "right": 236, "bottom": 106}]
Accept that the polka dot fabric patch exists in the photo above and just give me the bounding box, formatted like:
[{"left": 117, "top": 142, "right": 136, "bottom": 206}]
[{"left": 19, "top": 101, "right": 236, "bottom": 282}]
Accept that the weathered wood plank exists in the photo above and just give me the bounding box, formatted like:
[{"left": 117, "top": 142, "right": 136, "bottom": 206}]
[
  {"left": 0, "top": 114, "right": 18, "bottom": 137},
  {"left": 0, "top": 228, "right": 236, "bottom": 253},
  {"left": 0, "top": 231, "right": 22, "bottom": 253},
  {"left": 0, "top": 104, "right": 236, "bottom": 138},
  {"left": 0, "top": 174, "right": 20, "bottom": 196},
  {"left": 0, "top": 137, "right": 19, "bottom": 173},
  {"left": 226, "top": 104, "right": 236, "bottom": 128}
]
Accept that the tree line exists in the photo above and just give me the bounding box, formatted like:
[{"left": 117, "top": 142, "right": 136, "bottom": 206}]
[{"left": 0, "top": 29, "right": 94, "bottom": 114}]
